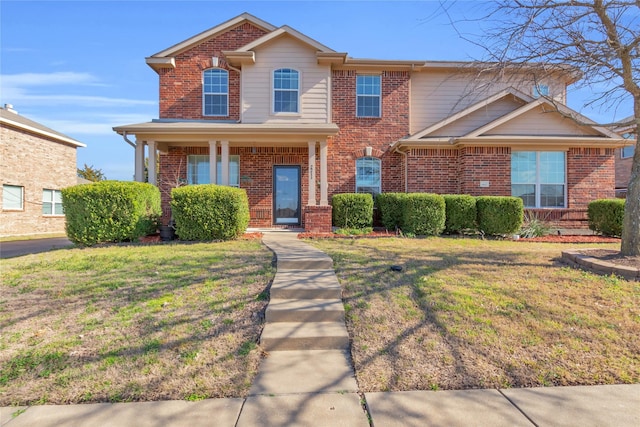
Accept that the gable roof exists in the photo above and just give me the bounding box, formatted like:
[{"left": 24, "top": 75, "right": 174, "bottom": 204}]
[
  {"left": 396, "top": 90, "right": 625, "bottom": 150},
  {"left": 0, "top": 106, "right": 85, "bottom": 148}
]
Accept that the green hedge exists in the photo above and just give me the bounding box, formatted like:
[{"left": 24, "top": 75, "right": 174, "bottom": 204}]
[
  {"left": 376, "top": 193, "right": 408, "bottom": 231},
  {"left": 443, "top": 194, "right": 477, "bottom": 233},
  {"left": 402, "top": 193, "right": 446, "bottom": 236},
  {"left": 62, "top": 181, "right": 160, "bottom": 246},
  {"left": 588, "top": 199, "right": 625, "bottom": 237},
  {"left": 332, "top": 193, "right": 373, "bottom": 229},
  {"left": 476, "top": 196, "right": 523, "bottom": 236},
  {"left": 171, "top": 184, "right": 249, "bottom": 241}
]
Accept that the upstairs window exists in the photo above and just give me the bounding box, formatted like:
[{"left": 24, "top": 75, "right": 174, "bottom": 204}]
[
  {"left": 356, "top": 75, "right": 381, "bottom": 117},
  {"left": 273, "top": 68, "right": 299, "bottom": 113},
  {"left": 511, "top": 151, "right": 566, "bottom": 208},
  {"left": 532, "top": 84, "right": 549, "bottom": 98},
  {"left": 356, "top": 157, "right": 381, "bottom": 196},
  {"left": 43, "top": 189, "right": 64, "bottom": 215},
  {"left": 203, "top": 69, "right": 228, "bottom": 116}
]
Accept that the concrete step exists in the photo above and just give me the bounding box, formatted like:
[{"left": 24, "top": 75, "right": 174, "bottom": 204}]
[
  {"left": 265, "top": 299, "right": 345, "bottom": 323},
  {"left": 249, "top": 349, "right": 358, "bottom": 395},
  {"left": 270, "top": 269, "right": 342, "bottom": 300},
  {"left": 260, "top": 321, "right": 349, "bottom": 351}
]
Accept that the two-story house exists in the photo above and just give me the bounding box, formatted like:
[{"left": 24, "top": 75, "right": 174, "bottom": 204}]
[{"left": 114, "top": 13, "right": 627, "bottom": 231}]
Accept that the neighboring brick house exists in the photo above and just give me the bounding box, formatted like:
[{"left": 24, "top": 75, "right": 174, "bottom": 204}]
[
  {"left": 114, "top": 13, "right": 627, "bottom": 231},
  {"left": 1, "top": 104, "right": 85, "bottom": 237}
]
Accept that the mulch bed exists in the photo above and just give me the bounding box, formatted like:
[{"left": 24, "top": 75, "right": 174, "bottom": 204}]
[
  {"left": 521, "top": 235, "right": 621, "bottom": 243},
  {"left": 575, "top": 248, "right": 640, "bottom": 269}
]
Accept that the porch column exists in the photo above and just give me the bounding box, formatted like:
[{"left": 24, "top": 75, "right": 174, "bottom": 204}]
[
  {"left": 147, "top": 140, "right": 157, "bottom": 186},
  {"left": 308, "top": 141, "right": 317, "bottom": 206},
  {"left": 320, "top": 140, "right": 328, "bottom": 205},
  {"left": 209, "top": 140, "right": 217, "bottom": 184},
  {"left": 220, "top": 140, "right": 229, "bottom": 186},
  {"left": 134, "top": 138, "right": 145, "bottom": 182}
]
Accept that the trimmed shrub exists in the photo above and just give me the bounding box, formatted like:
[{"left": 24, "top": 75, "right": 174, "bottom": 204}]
[
  {"left": 332, "top": 193, "right": 373, "bottom": 229},
  {"left": 588, "top": 199, "right": 625, "bottom": 237},
  {"left": 62, "top": 181, "right": 161, "bottom": 246},
  {"left": 171, "top": 184, "right": 249, "bottom": 241},
  {"left": 376, "top": 193, "right": 408, "bottom": 231},
  {"left": 476, "top": 196, "right": 524, "bottom": 236},
  {"left": 402, "top": 193, "right": 446, "bottom": 236},
  {"left": 443, "top": 194, "right": 477, "bottom": 233}
]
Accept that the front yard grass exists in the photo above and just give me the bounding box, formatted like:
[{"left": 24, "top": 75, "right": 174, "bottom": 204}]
[
  {"left": 0, "top": 241, "right": 274, "bottom": 406},
  {"left": 309, "top": 237, "right": 640, "bottom": 392}
]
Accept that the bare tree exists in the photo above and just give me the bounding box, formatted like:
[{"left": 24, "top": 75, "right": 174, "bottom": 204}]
[{"left": 464, "top": 0, "right": 639, "bottom": 255}]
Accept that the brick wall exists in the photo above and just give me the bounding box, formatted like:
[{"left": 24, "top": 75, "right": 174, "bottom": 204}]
[
  {"left": 159, "top": 146, "right": 309, "bottom": 227},
  {"left": 567, "top": 147, "right": 615, "bottom": 209},
  {"left": 458, "top": 147, "right": 511, "bottom": 196},
  {"left": 406, "top": 148, "right": 459, "bottom": 193},
  {"left": 158, "top": 23, "right": 268, "bottom": 120},
  {"left": 329, "top": 70, "right": 409, "bottom": 198},
  {"left": 615, "top": 148, "right": 633, "bottom": 190},
  {"left": 0, "top": 126, "right": 78, "bottom": 236}
]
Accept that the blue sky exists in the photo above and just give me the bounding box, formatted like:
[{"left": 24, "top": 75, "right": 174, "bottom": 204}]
[{"left": 1, "top": 1, "right": 632, "bottom": 181}]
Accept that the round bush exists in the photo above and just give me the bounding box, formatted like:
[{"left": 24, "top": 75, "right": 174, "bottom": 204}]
[
  {"left": 402, "top": 193, "right": 446, "bottom": 236},
  {"left": 375, "top": 193, "right": 408, "bottom": 231},
  {"left": 476, "top": 196, "right": 523, "bottom": 236},
  {"left": 588, "top": 199, "right": 625, "bottom": 237},
  {"left": 443, "top": 194, "right": 477, "bottom": 233},
  {"left": 332, "top": 193, "right": 374, "bottom": 229}
]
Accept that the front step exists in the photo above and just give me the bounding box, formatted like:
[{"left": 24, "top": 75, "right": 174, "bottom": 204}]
[
  {"left": 270, "top": 269, "right": 342, "bottom": 300},
  {"left": 260, "top": 321, "right": 349, "bottom": 351},
  {"left": 265, "top": 299, "right": 345, "bottom": 322}
]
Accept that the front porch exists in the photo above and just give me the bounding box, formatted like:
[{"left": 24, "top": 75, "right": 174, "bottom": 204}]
[{"left": 113, "top": 121, "right": 338, "bottom": 232}]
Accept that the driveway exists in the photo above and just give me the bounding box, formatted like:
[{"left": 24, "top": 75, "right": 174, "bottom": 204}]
[{"left": 0, "top": 237, "right": 74, "bottom": 259}]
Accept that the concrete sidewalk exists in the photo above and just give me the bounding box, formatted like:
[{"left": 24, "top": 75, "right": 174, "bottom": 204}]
[
  {"left": 2, "top": 232, "right": 639, "bottom": 426},
  {"left": 3, "top": 384, "right": 638, "bottom": 426}
]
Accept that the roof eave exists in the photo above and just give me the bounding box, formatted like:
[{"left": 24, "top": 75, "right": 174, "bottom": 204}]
[{"left": 1, "top": 117, "right": 86, "bottom": 148}]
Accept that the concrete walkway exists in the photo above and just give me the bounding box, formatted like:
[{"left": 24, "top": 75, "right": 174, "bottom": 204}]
[{"left": 2, "top": 231, "right": 639, "bottom": 426}]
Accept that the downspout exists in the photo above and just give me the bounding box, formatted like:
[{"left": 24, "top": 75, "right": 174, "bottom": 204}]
[{"left": 120, "top": 131, "right": 136, "bottom": 148}]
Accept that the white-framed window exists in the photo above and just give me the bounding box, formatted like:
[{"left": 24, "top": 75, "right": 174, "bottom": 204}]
[
  {"left": 187, "top": 155, "right": 240, "bottom": 187},
  {"left": 203, "top": 69, "right": 229, "bottom": 116},
  {"left": 621, "top": 133, "right": 635, "bottom": 158},
  {"left": 42, "top": 189, "right": 64, "bottom": 215},
  {"left": 356, "top": 157, "right": 381, "bottom": 196},
  {"left": 273, "top": 68, "right": 299, "bottom": 113},
  {"left": 532, "top": 84, "right": 549, "bottom": 98},
  {"left": 511, "top": 151, "right": 566, "bottom": 208},
  {"left": 2, "top": 184, "right": 23, "bottom": 210},
  {"left": 356, "top": 75, "right": 381, "bottom": 117}
]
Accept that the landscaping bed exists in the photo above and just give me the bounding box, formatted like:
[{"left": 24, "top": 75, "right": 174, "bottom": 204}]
[
  {"left": 308, "top": 238, "right": 640, "bottom": 392},
  {"left": 0, "top": 241, "right": 274, "bottom": 406}
]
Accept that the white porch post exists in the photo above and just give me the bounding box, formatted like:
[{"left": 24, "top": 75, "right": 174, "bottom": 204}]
[
  {"left": 308, "top": 141, "right": 317, "bottom": 206},
  {"left": 220, "top": 140, "right": 229, "bottom": 186},
  {"left": 134, "top": 138, "right": 145, "bottom": 182},
  {"left": 147, "top": 140, "right": 157, "bottom": 185},
  {"left": 209, "top": 140, "right": 218, "bottom": 184},
  {"left": 320, "top": 140, "right": 328, "bottom": 205}
]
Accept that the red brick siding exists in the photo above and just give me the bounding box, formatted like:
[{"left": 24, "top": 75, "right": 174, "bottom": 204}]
[
  {"left": 567, "top": 147, "right": 615, "bottom": 209},
  {"left": 406, "top": 148, "right": 459, "bottom": 193},
  {"left": 458, "top": 147, "right": 511, "bottom": 196},
  {"left": 159, "top": 146, "right": 309, "bottom": 227},
  {"left": 158, "top": 23, "right": 268, "bottom": 120},
  {"left": 329, "top": 70, "right": 408, "bottom": 198}
]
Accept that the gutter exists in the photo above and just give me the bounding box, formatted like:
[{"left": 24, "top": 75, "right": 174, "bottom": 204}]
[{"left": 120, "top": 131, "right": 136, "bottom": 148}]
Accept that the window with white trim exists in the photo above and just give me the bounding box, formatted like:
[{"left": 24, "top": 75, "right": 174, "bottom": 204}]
[
  {"left": 273, "top": 68, "right": 299, "bottom": 113},
  {"left": 532, "top": 84, "right": 549, "bottom": 98},
  {"left": 356, "top": 75, "right": 381, "bottom": 117},
  {"left": 356, "top": 157, "right": 381, "bottom": 196},
  {"left": 2, "top": 185, "right": 23, "bottom": 210},
  {"left": 203, "top": 69, "right": 228, "bottom": 116},
  {"left": 621, "top": 133, "right": 635, "bottom": 158},
  {"left": 511, "top": 151, "right": 566, "bottom": 208},
  {"left": 187, "top": 155, "right": 240, "bottom": 187},
  {"left": 43, "top": 189, "right": 64, "bottom": 215}
]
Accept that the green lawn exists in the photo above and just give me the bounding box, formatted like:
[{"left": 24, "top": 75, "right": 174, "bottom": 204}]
[
  {"left": 309, "top": 237, "right": 640, "bottom": 392},
  {"left": 0, "top": 241, "right": 274, "bottom": 406}
]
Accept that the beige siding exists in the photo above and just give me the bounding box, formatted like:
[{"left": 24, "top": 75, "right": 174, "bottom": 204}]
[
  {"left": 0, "top": 126, "right": 78, "bottom": 237},
  {"left": 489, "top": 106, "right": 602, "bottom": 136},
  {"left": 431, "top": 97, "right": 525, "bottom": 137},
  {"left": 410, "top": 70, "right": 566, "bottom": 134},
  {"left": 242, "top": 36, "right": 330, "bottom": 123}
]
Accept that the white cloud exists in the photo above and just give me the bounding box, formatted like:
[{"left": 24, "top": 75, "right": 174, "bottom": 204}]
[
  {"left": 39, "top": 113, "right": 152, "bottom": 135},
  {"left": 2, "top": 71, "right": 99, "bottom": 86}
]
